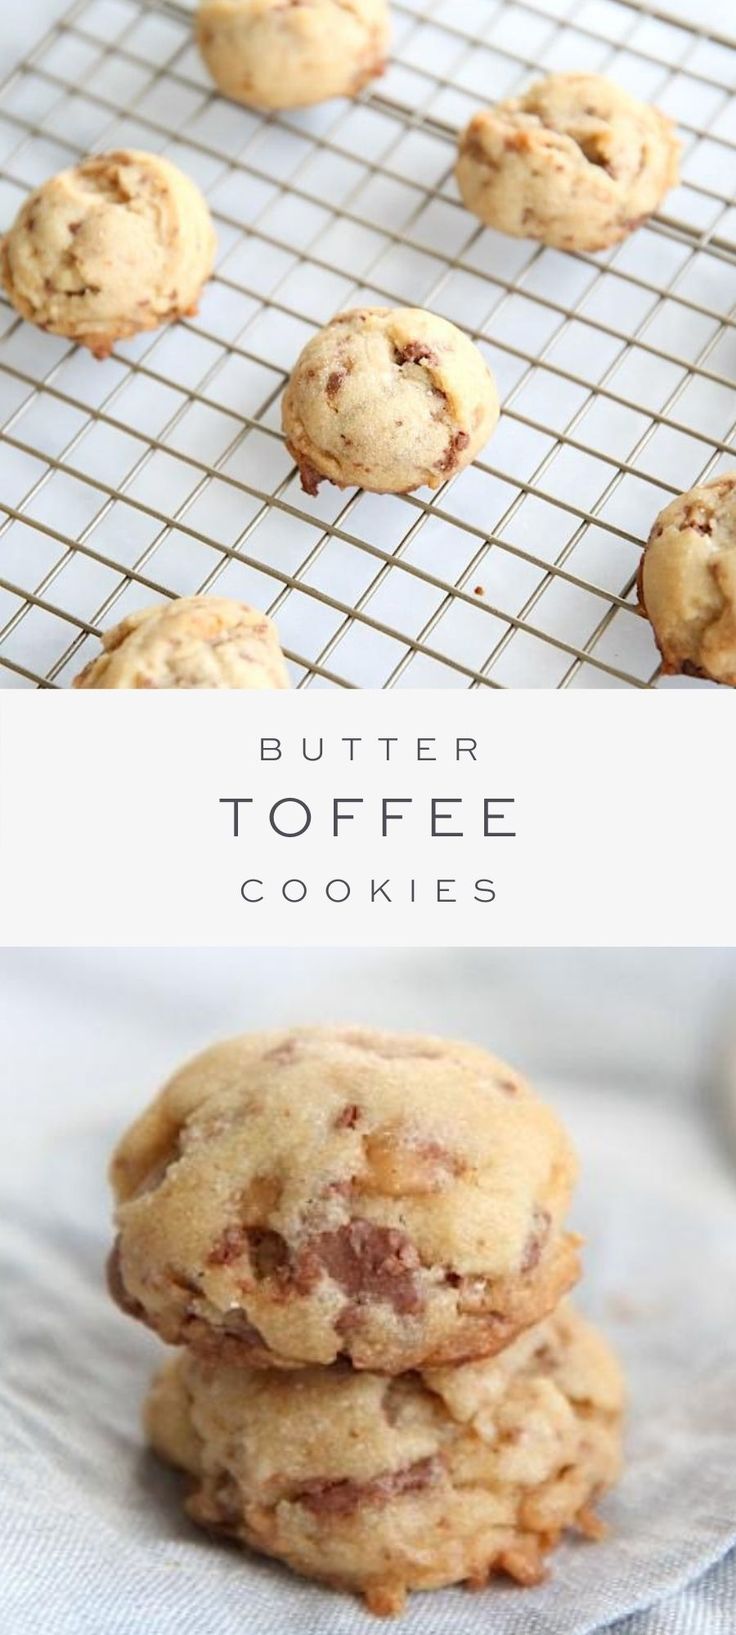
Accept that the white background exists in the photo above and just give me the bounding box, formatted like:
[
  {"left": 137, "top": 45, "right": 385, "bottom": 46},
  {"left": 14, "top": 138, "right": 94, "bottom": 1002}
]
[{"left": 3, "top": 945, "right": 735, "bottom": 1134}]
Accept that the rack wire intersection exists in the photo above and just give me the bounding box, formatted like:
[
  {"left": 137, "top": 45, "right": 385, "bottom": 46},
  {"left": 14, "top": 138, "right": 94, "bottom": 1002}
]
[{"left": 0, "top": 0, "right": 734, "bottom": 688}]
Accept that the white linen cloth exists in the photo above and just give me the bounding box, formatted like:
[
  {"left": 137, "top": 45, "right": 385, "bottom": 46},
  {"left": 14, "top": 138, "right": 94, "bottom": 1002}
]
[{"left": 1, "top": 949, "right": 735, "bottom": 1635}]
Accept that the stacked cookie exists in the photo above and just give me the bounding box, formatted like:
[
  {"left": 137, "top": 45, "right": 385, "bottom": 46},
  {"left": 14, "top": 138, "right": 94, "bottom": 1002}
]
[{"left": 108, "top": 1025, "right": 624, "bottom": 1615}]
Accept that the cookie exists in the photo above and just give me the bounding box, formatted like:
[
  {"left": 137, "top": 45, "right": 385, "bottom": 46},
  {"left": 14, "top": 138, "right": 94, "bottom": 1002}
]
[
  {"left": 72, "top": 596, "right": 289, "bottom": 690},
  {"left": 457, "top": 73, "right": 679, "bottom": 253},
  {"left": 196, "top": 0, "right": 390, "bottom": 111},
  {"left": 282, "top": 307, "right": 499, "bottom": 496},
  {"left": 109, "top": 1025, "right": 580, "bottom": 1373},
  {"left": 1, "top": 150, "right": 216, "bottom": 358},
  {"left": 637, "top": 474, "right": 736, "bottom": 687},
  {"left": 146, "top": 1303, "right": 623, "bottom": 1616}
]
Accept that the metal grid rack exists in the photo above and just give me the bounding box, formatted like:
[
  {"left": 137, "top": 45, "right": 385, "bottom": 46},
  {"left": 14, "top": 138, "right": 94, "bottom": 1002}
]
[{"left": 0, "top": 0, "right": 734, "bottom": 689}]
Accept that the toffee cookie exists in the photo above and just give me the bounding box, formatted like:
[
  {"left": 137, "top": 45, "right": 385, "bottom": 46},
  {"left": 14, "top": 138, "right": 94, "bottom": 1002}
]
[
  {"left": 638, "top": 474, "right": 736, "bottom": 687},
  {"left": 1, "top": 150, "right": 216, "bottom": 358},
  {"left": 72, "top": 597, "right": 289, "bottom": 690},
  {"left": 109, "top": 1025, "right": 579, "bottom": 1372},
  {"left": 146, "top": 1304, "right": 623, "bottom": 1616},
  {"left": 282, "top": 307, "right": 499, "bottom": 495},
  {"left": 456, "top": 73, "right": 679, "bottom": 253},
  {"left": 196, "top": 0, "right": 390, "bottom": 111}
]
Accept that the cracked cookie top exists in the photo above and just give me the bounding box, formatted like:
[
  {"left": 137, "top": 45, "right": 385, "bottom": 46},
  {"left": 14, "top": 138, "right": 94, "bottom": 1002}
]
[
  {"left": 282, "top": 307, "right": 499, "bottom": 496},
  {"left": 146, "top": 1303, "right": 623, "bottom": 1615},
  {"left": 1, "top": 150, "right": 216, "bottom": 358},
  {"left": 109, "top": 1025, "right": 579, "bottom": 1372},
  {"left": 72, "top": 596, "right": 290, "bottom": 690},
  {"left": 457, "top": 73, "right": 679, "bottom": 253}
]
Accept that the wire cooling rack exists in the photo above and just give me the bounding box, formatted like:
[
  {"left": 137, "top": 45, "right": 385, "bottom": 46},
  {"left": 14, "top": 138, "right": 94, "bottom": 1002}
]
[{"left": 0, "top": 0, "right": 734, "bottom": 689}]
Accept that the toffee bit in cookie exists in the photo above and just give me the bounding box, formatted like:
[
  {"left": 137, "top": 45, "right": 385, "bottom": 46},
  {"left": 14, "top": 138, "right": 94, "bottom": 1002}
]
[
  {"left": 263, "top": 1036, "right": 302, "bottom": 1065},
  {"left": 106, "top": 1239, "right": 147, "bottom": 1323},
  {"left": 1, "top": 149, "right": 216, "bottom": 355},
  {"left": 438, "top": 428, "right": 471, "bottom": 475},
  {"left": 293, "top": 454, "right": 324, "bottom": 497},
  {"left": 72, "top": 596, "right": 290, "bottom": 691},
  {"left": 208, "top": 1225, "right": 250, "bottom": 1268},
  {"left": 638, "top": 472, "right": 736, "bottom": 687},
  {"left": 335, "top": 1103, "right": 362, "bottom": 1130},
  {"left": 363, "top": 1130, "right": 463, "bottom": 1197},
  {"left": 298, "top": 1455, "right": 442, "bottom": 1516},
  {"left": 302, "top": 1221, "right": 425, "bottom": 1315},
  {"left": 396, "top": 341, "right": 439, "bottom": 367},
  {"left": 326, "top": 367, "right": 347, "bottom": 398},
  {"left": 108, "top": 1024, "right": 579, "bottom": 1373},
  {"left": 145, "top": 1305, "right": 624, "bottom": 1613},
  {"left": 184, "top": 1310, "right": 272, "bottom": 1366},
  {"left": 283, "top": 307, "right": 499, "bottom": 497},
  {"left": 208, "top": 1224, "right": 290, "bottom": 1280},
  {"left": 521, "top": 1208, "right": 552, "bottom": 1273},
  {"left": 457, "top": 72, "right": 679, "bottom": 252},
  {"left": 247, "top": 1227, "right": 291, "bottom": 1280}
]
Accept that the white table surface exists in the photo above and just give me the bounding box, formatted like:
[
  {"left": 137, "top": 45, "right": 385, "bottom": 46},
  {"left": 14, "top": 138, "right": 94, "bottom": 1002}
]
[
  {"left": 1, "top": 0, "right": 729, "bottom": 87},
  {"left": 0, "top": 2, "right": 59, "bottom": 83}
]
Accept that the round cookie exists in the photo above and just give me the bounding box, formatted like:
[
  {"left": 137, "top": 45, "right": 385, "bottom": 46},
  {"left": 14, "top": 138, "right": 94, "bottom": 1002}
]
[
  {"left": 282, "top": 307, "right": 499, "bottom": 495},
  {"left": 457, "top": 73, "right": 679, "bottom": 253},
  {"left": 196, "top": 0, "right": 390, "bottom": 111},
  {"left": 109, "top": 1025, "right": 580, "bottom": 1373},
  {"left": 146, "top": 1304, "right": 623, "bottom": 1616},
  {"left": 1, "top": 150, "right": 216, "bottom": 358},
  {"left": 72, "top": 596, "right": 289, "bottom": 690},
  {"left": 638, "top": 474, "right": 736, "bottom": 687}
]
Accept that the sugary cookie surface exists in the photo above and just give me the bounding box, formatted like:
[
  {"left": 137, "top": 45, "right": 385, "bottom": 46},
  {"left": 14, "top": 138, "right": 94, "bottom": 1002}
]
[
  {"left": 196, "top": 0, "right": 390, "bottom": 110},
  {"left": 73, "top": 597, "right": 289, "bottom": 690},
  {"left": 110, "top": 1025, "right": 579, "bottom": 1372},
  {"left": 147, "top": 1303, "right": 623, "bottom": 1615},
  {"left": 1, "top": 150, "right": 216, "bottom": 357},
  {"left": 638, "top": 475, "right": 736, "bottom": 687},
  {"left": 457, "top": 73, "right": 679, "bottom": 253},
  {"left": 282, "top": 308, "right": 499, "bottom": 496}
]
